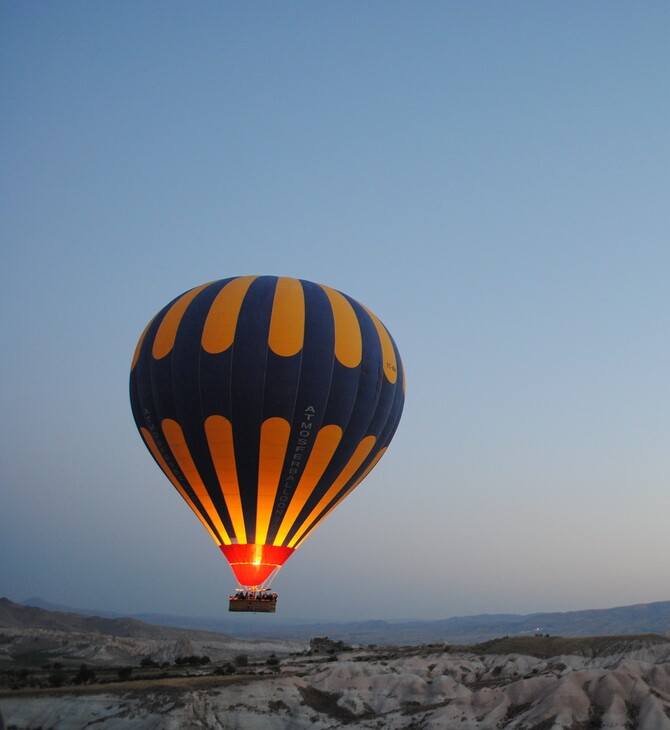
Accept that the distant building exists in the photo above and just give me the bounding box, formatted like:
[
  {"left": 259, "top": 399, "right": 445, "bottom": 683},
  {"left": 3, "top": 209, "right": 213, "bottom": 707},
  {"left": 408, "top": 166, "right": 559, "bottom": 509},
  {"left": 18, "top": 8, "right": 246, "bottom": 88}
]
[{"left": 310, "top": 636, "right": 350, "bottom": 654}]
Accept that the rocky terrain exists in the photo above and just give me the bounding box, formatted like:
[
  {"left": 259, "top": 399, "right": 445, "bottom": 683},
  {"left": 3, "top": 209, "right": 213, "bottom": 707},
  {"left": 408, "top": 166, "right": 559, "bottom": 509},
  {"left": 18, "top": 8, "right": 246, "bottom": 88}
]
[{"left": 1, "top": 599, "right": 670, "bottom": 729}]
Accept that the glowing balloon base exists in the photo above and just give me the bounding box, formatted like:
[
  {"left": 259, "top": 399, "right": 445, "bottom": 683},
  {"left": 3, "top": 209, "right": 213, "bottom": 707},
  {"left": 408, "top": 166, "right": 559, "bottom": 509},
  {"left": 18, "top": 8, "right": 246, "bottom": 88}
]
[{"left": 220, "top": 543, "right": 294, "bottom": 588}]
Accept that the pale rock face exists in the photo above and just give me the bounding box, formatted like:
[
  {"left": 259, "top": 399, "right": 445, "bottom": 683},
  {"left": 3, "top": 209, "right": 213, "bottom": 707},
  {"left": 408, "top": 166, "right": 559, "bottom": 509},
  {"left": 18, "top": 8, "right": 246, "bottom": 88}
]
[{"left": 3, "top": 641, "right": 670, "bottom": 729}]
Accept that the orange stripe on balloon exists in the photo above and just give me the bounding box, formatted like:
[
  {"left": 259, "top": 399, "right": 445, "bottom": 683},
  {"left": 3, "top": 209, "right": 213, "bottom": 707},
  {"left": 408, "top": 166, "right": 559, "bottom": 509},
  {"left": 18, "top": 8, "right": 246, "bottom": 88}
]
[
  {"left": 131, "top": 315, "right": 156, "bottom": 370},
  {"left": 273, "top": 424, "right": 342, "bottom": 546},
  {"left": 161, "top": 419, "right": 232, "bottom": 545},
  {"left": 204, "top": 415, "right": 247, "bottom": 544},
  {"left": 363, "top": 305, "right": 398, "bottom": 384},
  {"left": 293, "top": 447, "right": 386, "bottom": 549},
  {"left": 287, "top": 435, "right": 376, "bottom": 548},
  {"left": 320, "top": 285, "right": 362, "bottom": 368},
  {"left": 268, "top": 277, "right": 304, "bottom": 357},
  {"left": 139, "top": 427, "right": 222, "bottom": 546},
  {"left": 152, "top": 283, "right": 212, "bottom": 360},
  {"left": 256, "top": 418, "right": 291, "bottom": 545},
  {"left": 201, "top": 276, "right": 256, "bottom": 354}
]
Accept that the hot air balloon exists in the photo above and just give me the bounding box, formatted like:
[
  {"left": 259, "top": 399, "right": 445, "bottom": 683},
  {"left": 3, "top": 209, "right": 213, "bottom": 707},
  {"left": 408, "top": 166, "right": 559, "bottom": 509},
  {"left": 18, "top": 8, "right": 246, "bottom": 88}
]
[{"left": 129, "top": 276, "right": 405, "bottom": 612}]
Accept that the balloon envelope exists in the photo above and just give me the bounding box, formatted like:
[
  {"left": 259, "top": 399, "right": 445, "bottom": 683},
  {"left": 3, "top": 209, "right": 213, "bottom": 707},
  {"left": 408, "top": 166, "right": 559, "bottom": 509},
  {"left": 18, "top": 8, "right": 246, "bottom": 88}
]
[{"left": 129, "top": 276, "right": 405, "bottom": 587}]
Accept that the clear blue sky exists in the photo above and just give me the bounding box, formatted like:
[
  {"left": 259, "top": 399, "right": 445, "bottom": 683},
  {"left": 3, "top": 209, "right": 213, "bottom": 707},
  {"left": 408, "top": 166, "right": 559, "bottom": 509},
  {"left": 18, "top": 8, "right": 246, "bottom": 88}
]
[{"left": 1, "top": 2, "right": 668, "bottom": 622}]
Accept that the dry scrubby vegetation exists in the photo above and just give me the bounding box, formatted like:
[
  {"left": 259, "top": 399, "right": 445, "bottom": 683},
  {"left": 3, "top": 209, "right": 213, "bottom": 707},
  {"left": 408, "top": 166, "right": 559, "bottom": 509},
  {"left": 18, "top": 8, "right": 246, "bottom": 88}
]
[
  {"left": 0, "top": 651, "right": 285, "bottom": 693},
  {"left": 459, "top": 632, "right": 669, "bottom": 658}
]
